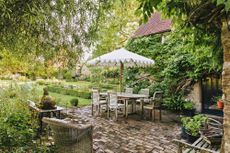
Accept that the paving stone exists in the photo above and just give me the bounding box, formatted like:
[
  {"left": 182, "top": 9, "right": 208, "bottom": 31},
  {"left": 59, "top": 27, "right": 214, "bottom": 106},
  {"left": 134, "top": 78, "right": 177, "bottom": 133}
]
[{"left": 65, "top": 106, "right": 180, "bottom": 153}]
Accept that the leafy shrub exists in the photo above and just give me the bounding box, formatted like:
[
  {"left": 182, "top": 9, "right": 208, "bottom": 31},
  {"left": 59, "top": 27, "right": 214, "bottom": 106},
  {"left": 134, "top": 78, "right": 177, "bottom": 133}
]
[
  {"left": 102, "top": 69, "right": 119, "bottom": 78},
  {"left": 36, "top": 79, "right": 46, "bottom": 85},
  {"left": 181, "top": 115, "right": 208, "bottom": 136},
  {"left": 64, "top": 71, "right": 73, "bottom": 81},
  {"left": 163, "top": 94, "right": 187, "bottom": 111},
  {"left": 17, "top": 76, "right": 28, "bottom": 81},
  {"left": 0, "top": 85, "right": 54, "bottom": 152},
  {"left": 183, "top": 102, "right": 194, "bottom": 110},
  {"left": 47, "top": 85, "right": 91, "bottom": 99},
  {"left": 70, "top": 98, "right": 79, "bottom": 107}
]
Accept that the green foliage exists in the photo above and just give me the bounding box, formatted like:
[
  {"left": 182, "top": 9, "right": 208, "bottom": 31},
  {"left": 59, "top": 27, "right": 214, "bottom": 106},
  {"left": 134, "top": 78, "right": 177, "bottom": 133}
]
[
  {"left": 92, "top": 0, "right": 139, "bottom": 57},
  {"left": 102, "top": 69, "right": 119, "bottom": 78},
  {"left": 47, "top": 85, "right": 91, "bottom": 99},
  {"left": 0, "top": 0, "right": 114, "bottom": 56},
  {"left": 183, "top": 102, "right": 194, "bottom": 110},
  {"left": 40, "top": 95, "right": 56, "bottom": 110},
  {"left": 64, "top": 71, "right": 74, "bottom": 81},
  {"left": 70, "top": 98, "right": 79, "bottom": 107},
  {"left": 181, "top": 114, "right": 208, "bottom": 136},
  {"left": 0, "top": 84, "right": 53, "bottom": 152},
  {"left": 164, "top": 94, "right": 187, "bottom": 111},
  {"left": 125, "top": 27, "right": 222, "bottom": 96}
]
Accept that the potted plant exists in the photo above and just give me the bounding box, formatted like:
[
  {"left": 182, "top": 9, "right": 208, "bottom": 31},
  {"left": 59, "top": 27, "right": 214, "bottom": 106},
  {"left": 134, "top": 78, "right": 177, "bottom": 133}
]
[
  {"left": 217, "top": 98, "right": 224, "bottom": 109},
  {"left": 181, "top": 115, "right": 208, "bottom": 143},
  {"left": 70, "top": 98, "right": 79, "bottom": 113},
  {"left": 212, "top": 95, "right": 224, "bottom": 109},
  {"left": 182, "top": 102, "right": 195, "bottom": 116},
  {"left": 181, "top": 117, "right": 190, "bottom": 139},
  {"left": 39, "top": 87, "right": 56, "bottom": 110}
]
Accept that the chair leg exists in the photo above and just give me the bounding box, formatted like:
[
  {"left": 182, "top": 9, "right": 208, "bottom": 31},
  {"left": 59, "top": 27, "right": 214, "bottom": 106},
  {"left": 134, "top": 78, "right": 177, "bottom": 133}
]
[
  {"left": 159, "top": 109, "right": 162, "bottom": 121},
  {"left": 154, "top": 109, "right": 156, "bottom": 121},
  {"left": 98, "top": 104, "right": 101, "bottom": 116},
  {"left": 150, "top": 110, "right": 152, "bottom": 121},
  {"left": 107, "top": 109, "right": 109, "bottom": 119},
  {"left": 115, "top": 109, "right": 118, "bottom": 121},
  {"left": 92, "top": 104, "right": 94, "bottom": 116}
]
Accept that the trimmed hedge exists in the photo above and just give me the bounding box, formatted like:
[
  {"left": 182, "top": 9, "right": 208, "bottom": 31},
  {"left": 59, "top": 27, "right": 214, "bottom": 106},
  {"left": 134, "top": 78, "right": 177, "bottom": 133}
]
[{"left": 47, "top": 85, "right": 91, "bottom": 99}]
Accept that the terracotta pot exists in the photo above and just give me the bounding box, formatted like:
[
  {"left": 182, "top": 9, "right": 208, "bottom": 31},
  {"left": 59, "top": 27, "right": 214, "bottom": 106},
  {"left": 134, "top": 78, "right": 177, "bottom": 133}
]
[{"left": 217, "top": 100, "right": 224, "bottom": 109}]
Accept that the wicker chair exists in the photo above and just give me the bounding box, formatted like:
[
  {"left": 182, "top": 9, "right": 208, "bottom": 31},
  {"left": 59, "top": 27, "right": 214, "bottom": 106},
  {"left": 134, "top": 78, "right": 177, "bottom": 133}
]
[
  {"left": 43, "top": 117, "right": 93, "bottom": 153},
  {"left": 143, "top": 91, "right": 163, "bottom": 121},
  {"left": 91, "top": 89, "right": 107, "bottom": 116},
  {"left": 107, "top": 92, "right": 125, "bottom": 120}
]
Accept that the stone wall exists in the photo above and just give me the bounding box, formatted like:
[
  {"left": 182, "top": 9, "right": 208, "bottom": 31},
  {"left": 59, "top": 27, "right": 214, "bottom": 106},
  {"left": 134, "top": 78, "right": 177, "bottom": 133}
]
[
  {"left": 186, "top": 81, "right": 202, "bottom": 112},
  {"left": 221, "top": 22, "right": 230, "bottom": 153}
]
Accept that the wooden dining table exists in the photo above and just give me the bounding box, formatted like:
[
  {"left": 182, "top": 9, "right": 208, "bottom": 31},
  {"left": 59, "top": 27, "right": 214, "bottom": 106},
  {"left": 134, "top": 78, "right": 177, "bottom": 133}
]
[{"left": 100, "top": 92, "right": 149, "bottom": 118}]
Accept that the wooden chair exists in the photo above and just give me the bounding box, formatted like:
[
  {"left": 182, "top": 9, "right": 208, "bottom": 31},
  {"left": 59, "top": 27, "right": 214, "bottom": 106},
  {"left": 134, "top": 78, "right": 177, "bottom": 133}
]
[
  {"left": 143, "top": 91, "right": 163, "bottom": 121},
  {"left": 123, "top": 87, "right": 134, "bottom": 113},
  {"left": 107, "top": 92, "right": 125, "bottom": 120},
  {"left": 91, "top": 89, "right": 107, "bottom": 116},
  {"left": 173, "top": 137, "right": 221, "bottom": 153},
  {"left": 125, "top": 87, "right": 133, "bottom": 94},
  {"left": 135, "top": 88, "right": 150, "bottom": 112},
  {"left": 174, "top": 118, "right": 222, "bottom": 153}
]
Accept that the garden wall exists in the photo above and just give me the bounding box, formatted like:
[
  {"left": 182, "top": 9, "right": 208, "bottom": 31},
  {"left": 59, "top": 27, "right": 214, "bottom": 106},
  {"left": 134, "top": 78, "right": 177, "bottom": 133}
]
[{"left": 186, "top": 82, "right": 202, "bottom": 112}]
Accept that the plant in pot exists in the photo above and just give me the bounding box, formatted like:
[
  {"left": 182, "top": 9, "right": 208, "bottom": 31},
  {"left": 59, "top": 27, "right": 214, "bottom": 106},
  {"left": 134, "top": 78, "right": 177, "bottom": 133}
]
[
  {"left": 70, "top": 98, "right": 79, "bottom": 113},
  {"left": 39, "top": 87, "right": 56, "bottom": 110},
  {"left": 181, "top": 117, "right": 190, "bottom": 139},
  {"left": 182, "top": 102, "right": 195, "bottom": 116},
  {"left": 214, "top": 96, "right": 224, "bottom": 109},
  {"left": 181, "top": 114, "right": 208, "bottom": 143}
]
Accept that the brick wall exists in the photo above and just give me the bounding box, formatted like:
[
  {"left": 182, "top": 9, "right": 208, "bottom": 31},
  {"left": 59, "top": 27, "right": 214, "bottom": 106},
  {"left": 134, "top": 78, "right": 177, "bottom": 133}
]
[{"left": 221, "top": 22, "right": 230, "bottom": 153}]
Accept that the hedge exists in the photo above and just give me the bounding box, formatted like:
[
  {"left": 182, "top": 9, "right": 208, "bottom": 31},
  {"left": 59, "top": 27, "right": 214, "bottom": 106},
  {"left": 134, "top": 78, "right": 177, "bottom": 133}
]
[{"left": 47, "top": 85, "right": 91, "bottom": 99}]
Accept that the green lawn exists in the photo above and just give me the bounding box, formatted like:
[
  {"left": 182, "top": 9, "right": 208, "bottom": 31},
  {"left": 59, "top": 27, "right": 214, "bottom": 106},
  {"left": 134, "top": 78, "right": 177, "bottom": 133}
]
[
  {"left": 64, "top": 81, "right": 92, "bottom": 90},
  {"left": 49, "top": 92, "right": 90, "bottom": 107},
  {"left": 36, "top": 84, "right": 91, "bottom": 107}
]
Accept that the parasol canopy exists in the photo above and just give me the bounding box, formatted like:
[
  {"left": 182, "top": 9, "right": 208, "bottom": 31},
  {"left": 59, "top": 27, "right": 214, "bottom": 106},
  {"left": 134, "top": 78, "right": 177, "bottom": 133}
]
[{"left": 87, "top": 48, "right": 154, "bottom": 91}]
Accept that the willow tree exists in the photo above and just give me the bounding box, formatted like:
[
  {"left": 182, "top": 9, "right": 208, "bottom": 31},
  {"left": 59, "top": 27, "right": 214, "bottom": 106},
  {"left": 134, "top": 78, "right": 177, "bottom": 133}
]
[
  {"left": 136, "top": 0, "right": 230, "bottom": 151},
  {"left": 92, "top": 0, "right": 139, "bottom": 58},
  {"left": 0, "top": 0, "right": 113, "bottom": 70}
]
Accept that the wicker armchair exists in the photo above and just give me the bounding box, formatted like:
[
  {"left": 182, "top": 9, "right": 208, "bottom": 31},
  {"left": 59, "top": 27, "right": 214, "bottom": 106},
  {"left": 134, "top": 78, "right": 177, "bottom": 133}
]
[{"left": 43, "top": 117, "right": 93, "bottom": 153}]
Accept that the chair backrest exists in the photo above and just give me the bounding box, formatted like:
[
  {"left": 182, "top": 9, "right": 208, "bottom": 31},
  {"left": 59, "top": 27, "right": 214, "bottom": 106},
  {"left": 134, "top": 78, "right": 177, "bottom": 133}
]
[
  {"left": 108, "top": 92, "right": 118, "bottom": 107},
  {"left": 125, "top": 87, "right": 133, "bottom": 94},
  {"left": 92, "top": 90, "right": 100, "bottom": 105},
  {"left": 152, "top": 91, "right": 163, "bottom": 106},
  {"left": 139, "top": 88, "right": 149, "bottom": 96},
  {"left": 153, "top": 91, "right": 163, "bottom": 100}
]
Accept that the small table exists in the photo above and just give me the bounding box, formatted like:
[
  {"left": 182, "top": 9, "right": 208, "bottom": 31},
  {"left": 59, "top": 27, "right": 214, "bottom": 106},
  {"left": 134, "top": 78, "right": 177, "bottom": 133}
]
[
  {"left": 100, "top": 92, "right": 148, "bottom": 118},
  {"left": 28, "top": 100, "right": 64, "bottom": 134}
]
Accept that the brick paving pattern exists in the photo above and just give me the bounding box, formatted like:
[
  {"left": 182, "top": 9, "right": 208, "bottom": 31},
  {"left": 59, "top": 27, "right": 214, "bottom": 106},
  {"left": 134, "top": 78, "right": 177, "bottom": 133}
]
[{"left": 67, "top": 107, "right": 180, "bottom": 153}]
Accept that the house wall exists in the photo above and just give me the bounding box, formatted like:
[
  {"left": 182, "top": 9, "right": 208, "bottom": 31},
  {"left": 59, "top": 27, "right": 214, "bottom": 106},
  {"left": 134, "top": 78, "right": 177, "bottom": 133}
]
[
  {"left": 221, "top": 23, "right": 230, "bottom": 153},
  {"left": 186, "top": 81, "right": 202, "bottom": 112}
]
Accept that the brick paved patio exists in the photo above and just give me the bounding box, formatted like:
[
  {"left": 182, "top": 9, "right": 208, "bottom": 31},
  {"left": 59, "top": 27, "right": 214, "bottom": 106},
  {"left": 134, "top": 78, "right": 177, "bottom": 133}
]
[{"left": 67, "top": 106, "right": 180, "bottom": 153}]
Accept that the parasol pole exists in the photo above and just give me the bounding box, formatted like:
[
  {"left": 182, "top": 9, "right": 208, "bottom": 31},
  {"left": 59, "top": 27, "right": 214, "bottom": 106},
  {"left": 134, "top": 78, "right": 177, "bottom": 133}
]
[{"left": 120, "top": 62, "right": 124, "bottom": 92}]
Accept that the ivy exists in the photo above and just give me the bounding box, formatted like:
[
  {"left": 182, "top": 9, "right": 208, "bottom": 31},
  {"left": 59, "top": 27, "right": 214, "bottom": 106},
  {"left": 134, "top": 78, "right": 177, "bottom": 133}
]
[{"left": 125, "top": 27, "right": 223, "bottom": 96}]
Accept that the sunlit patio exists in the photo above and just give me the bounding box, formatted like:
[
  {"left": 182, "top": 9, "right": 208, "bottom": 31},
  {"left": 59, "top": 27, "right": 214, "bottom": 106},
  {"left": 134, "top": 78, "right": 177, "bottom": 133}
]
[{"left": 66, "top": 106, "right": 180, "bottom": 153}]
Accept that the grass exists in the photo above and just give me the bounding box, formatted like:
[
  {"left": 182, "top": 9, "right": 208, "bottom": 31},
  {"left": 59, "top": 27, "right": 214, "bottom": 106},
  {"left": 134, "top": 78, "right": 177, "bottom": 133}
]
[
  {"left": 0, "top": 79, "right": 118, "bottom": 108},
  {"left": 64, "top": 81, "right": 92, "bottom": 90},
  {"left": 36, "top": 84, "right": 91, "bottom": 107},
  {"left": 49, "top": 92, "right": 90, "bottom": 107}
]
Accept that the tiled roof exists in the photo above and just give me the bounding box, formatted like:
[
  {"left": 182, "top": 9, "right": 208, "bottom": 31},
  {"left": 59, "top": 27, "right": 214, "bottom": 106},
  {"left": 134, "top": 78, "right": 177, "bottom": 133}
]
[{"left": 132, "top": 12, "right": 171, "bottom": 38}]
